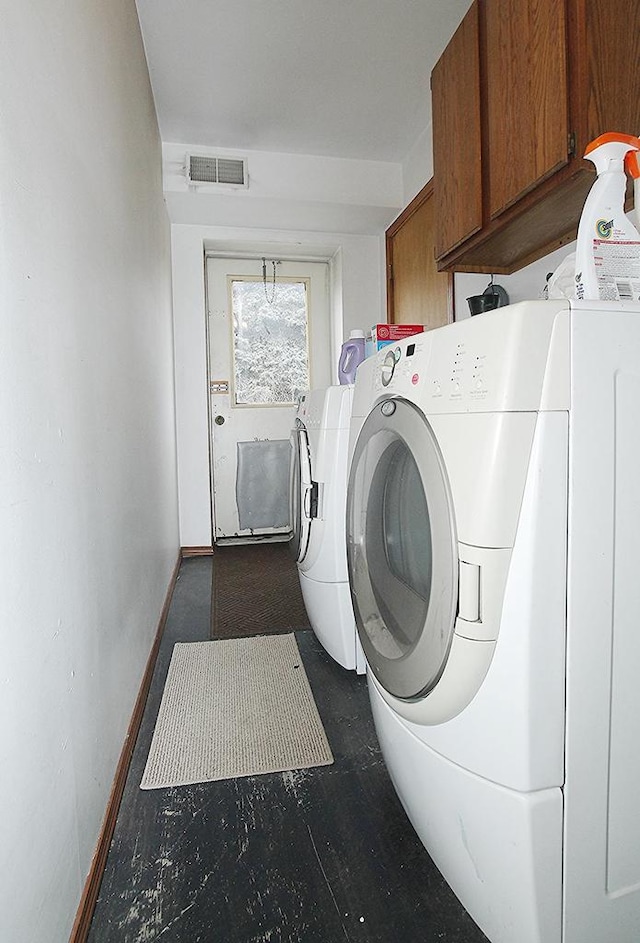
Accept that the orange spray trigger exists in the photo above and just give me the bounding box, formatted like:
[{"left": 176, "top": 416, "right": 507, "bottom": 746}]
[{"left": 625, "top": 150, "right": 640, "bottom": 179}]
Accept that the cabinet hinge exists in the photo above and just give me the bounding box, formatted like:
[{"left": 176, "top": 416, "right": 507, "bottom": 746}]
[
  {"left": 568, "top": 131, "right": 577, "bottom": 159},
  {"left": 388, "top": 262, "right": 393, "bottom": 283}
]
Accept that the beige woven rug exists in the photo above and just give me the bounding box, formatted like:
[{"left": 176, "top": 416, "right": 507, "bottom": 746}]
[{"left": 140, "top": 634, "right": 333, "bottom": 789}]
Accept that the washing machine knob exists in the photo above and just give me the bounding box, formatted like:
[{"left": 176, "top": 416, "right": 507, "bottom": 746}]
[
  {"left": 380, "top": 399, "right": 396, "bottom": 417},
  {"left": 381, "top": 349, "right": 397, "bottom": 386}
]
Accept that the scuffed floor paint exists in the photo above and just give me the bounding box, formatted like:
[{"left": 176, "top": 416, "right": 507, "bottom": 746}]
[{"left": 87, "top": 559, "right": 488, "bottom": 943}]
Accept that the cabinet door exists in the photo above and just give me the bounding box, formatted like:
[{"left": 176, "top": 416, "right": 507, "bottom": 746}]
[
  {"left": 386, "top": 181, "right": 452, "bottom": 330},
  {"left": 573, "top": 0, "right": 640, "bottom": 150},
  {"left": 431, "top": 1, "right": 482, "bottom": 259},
  {"left": 484, "top": 0, "right": 570, "bottom": 219}
]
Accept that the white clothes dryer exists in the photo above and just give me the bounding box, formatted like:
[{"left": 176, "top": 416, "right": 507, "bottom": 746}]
[
  {"left": 346, "top": 300, "right": 640, "bottom": 943},
  {"left": 291, "top": 385, "right": 365, "bottom": 673}
]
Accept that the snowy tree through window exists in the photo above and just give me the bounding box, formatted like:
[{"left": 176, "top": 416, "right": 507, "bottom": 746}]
[{"left": 231, "top": 277, "right": 310, "bottom": 405}]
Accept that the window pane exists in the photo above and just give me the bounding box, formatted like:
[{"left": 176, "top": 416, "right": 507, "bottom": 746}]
[
  {"left": 231, "top": 279, "right": 310, "bottom": 405},
  {"left": 382, "top": 441, "right": 432, "bottom": 602},
  {"left": 363, "top": 438, "right": 431, "bottom": 658}
]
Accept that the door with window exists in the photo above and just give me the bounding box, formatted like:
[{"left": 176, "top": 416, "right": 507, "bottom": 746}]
[{"left": 206, "top": 257, "right": 331, "bottom": 541}]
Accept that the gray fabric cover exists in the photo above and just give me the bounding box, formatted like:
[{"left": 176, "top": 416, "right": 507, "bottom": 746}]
[{"left": 236, "top": 438, "right": 292, "bottom": 530}]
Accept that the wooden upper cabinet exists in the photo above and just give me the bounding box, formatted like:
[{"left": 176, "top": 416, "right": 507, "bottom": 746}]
[
  {"left": 574, "top": 0, "right": 640, "bottom": 146},
  {"left": 432, "top": 0, "right": 640, "bottom": 274},
  {"left": 386, "top": 180, "right": 453, "bottom": 330},
  {"left": 484, "top": 0, "right": 569, "bottom": 218},
  {"left": 431, "top": 1, "right": 482, "bottom": 258}
]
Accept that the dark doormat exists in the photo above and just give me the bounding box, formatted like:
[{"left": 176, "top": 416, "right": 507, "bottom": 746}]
[{"left": 211, "top": 542, "right": 311, "bottom": 639}]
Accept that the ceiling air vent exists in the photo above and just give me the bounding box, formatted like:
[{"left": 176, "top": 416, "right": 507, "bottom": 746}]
[{"left": 186, "top": 154, "right": 248, "bottom": 188}]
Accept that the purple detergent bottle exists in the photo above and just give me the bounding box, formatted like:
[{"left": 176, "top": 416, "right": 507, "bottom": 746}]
[{"left": 338, "top": 330, "right": 366, "bottom": 385}]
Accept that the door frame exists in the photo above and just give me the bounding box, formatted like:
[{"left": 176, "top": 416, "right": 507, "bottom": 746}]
[{"left": 204, "top": 250, "right": 334, "bottom": 544}]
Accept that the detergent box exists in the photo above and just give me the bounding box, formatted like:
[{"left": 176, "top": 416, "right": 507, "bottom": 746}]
[{"left": 365, "top": 323, "right": 425, "bottom": 357}]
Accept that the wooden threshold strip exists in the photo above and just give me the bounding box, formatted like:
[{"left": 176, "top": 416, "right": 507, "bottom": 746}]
[{"left": 69, "top": 550, "right": 182, "bottom": 943}]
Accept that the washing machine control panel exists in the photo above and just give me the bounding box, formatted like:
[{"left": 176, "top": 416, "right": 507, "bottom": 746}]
[
  {"left": 437, "top": 341, "right": 487, "bottom": 403},
  {"left": 370, "top": 303, "right": 569, "bottom": 413},
  {"left": 374, "top": 339, "right": 424, "bottom": 393},
  {"left": 375, "top": 334, "right": 486, "bottom": 402}
]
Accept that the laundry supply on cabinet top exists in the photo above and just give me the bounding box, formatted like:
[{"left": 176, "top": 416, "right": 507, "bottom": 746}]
[
  {"left": 338, "top": 330, "right": 365, "bottom": 385},
  {"left": 575, "top": 132, "right": 640, "bottom": 302},
  {"left": 365, "top": 323, "right": 426, "bottom": 357}
]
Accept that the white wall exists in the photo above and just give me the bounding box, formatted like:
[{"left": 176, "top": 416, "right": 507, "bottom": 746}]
[
  {"left": 402, "top": 124, "right": 434, "bottom": 205},
  {"left": 0, "top": 3, "right": 179, "bottom": 941},
  {"left": 453, "top": 243, "right": 576, "bottom": 320},
  {"left": 163, "top": 142, "right": 403, "bottom": 234},
  {"left": 171, "top": 225, "right": 383, "bottom": 547}
]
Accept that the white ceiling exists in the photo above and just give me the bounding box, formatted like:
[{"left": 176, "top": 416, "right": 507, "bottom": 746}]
[{"left": 135, "top": 0, "right": 471, "bottom": 164}]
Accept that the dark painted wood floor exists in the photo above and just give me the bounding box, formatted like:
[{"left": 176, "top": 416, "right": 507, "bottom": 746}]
[{"left": 88, "top": 555, "right": 488, "bottom": 943}]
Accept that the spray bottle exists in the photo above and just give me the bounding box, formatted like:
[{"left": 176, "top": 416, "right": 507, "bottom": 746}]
[{"left": 575, "top": 132, "right": 640, "bottom": 302}]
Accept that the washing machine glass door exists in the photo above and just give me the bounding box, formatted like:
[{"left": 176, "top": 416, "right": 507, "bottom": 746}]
[
  {"left": 347, "top": 397, "right": 458, "bottom": 700},
  {"left": 290, "top": 424, "right": 314, "bottom": 563}
]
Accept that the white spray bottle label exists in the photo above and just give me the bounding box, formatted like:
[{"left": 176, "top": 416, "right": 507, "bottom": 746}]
[{"left": 586, "top": 223, "right": 640, "bottom": 302}]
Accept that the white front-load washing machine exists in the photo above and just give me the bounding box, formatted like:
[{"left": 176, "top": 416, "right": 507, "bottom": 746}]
[
  {"left": 346, "top": 299, "right": 640, "bottom": 943},
  {"left": 291, "top": 385, "right": 365, "bottom": 673}
]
